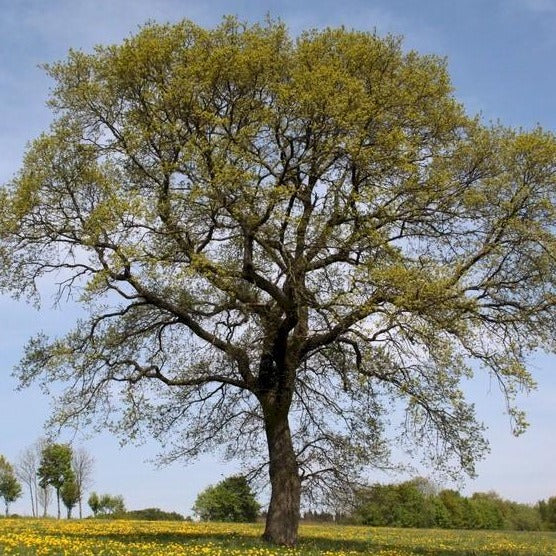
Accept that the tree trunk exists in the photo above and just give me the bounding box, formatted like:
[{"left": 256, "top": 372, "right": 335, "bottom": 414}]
[
  {"left": 56, "top": 489, "right": 61, "bottom": 519},
  {"left": 262, "top": 410, "right": 301, "bottom": 546},
  {"left": 28, "top": 484, "right": 36, "bottom": 517},
  {"left": 33, "top": 476, "right": 39, "bottom": 518}
]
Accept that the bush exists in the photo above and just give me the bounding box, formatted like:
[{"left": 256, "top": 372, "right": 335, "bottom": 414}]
[{"left": 193, "top": 475, "right": 260, "bottom": 522}]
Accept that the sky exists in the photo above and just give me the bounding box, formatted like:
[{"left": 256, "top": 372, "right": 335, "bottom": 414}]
[{"left": 1, "top": 0, "right": 555, "bottom": 516}]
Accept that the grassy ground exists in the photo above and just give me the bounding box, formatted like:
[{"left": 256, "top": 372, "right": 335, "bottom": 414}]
[{"left": 0, "top": 518, "right": 555, "bottom": 555}]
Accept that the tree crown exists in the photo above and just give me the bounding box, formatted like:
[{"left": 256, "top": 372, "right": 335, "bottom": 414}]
[{"left": 1, "top": 16, "right": 555, "bottom": 504}]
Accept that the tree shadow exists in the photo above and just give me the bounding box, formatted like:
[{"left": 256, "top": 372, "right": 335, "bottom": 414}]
[{"left": 68, "top": 526, "right": 479, "bottom": 555}]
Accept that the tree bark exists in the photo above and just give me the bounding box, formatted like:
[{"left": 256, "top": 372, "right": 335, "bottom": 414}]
[{"left": 262, "top": 409, "right": 301, "bottom": 546}]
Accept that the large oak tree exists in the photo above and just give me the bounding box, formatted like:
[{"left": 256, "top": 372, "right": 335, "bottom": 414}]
[{"left": 1, "top": 18, "right": 555, "bottom": 545}]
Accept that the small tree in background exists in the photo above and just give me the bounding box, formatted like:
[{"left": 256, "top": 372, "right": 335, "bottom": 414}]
[
  {"left": 100, "top": 494, "right": 125, "bottom": 516},
  {"left": 15, "top": 445, "right": 39, "bottom": 517},
  {"left": 37, "top": 443, "right": 73, "bottom": 519},
  {"left": 37, "top": 481, "right": 52, "bottom": 518},
  {"left": 60, "top": 475, "right": 80, "bottom": 518},
  {"left": 72, "top": 447, "right": 94, "bottom": 519},
  {"left": 88, "top": 492, "right": 101, "bottom": 517},
  {"left": 15, "top": 438, "right": 52, "bottom": 518},
  {"left": 0, "top": 455, "right": 22, "bottom": 516},
  {"left": 88, "top": 492, "right": 125, "bottom": 517},
  {"left": 193, "top": 475, "right": 260, "bottom": 522}
]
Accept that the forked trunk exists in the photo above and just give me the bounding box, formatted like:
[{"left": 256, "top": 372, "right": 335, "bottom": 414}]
[{"left": 262, "top": 411, "right": 301, "bottom": 546}]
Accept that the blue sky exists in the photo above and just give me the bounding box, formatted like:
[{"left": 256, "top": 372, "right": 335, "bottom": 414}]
[{"left": 1, "top": 0, "right": 555, "bottom": 516}]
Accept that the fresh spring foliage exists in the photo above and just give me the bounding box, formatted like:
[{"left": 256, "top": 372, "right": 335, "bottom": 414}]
[
  {"left": 1, "top": 16, "right": 555, "bottom": 544},
  {"left": 193, "top": 475, "right": 260, "bottom": 522}
]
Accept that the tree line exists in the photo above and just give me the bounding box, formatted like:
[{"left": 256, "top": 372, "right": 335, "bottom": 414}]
[{"left": 326, "top": 478, "right": 556, "bottom": 531}]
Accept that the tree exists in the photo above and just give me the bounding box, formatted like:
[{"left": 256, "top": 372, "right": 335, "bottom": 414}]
[
  {"left": 88, "top": 491, "right": 125, "bottom": 517},
  {"left": 15, "top": 445, "right": 39, "bottom": 517},
  {"left": 37, "top": 480, "right": 52, "bottom": 518},
  {"left": 60, "top": 475, "right": 79, "bottom": 518},
  {"left": 37, "top": 443, "right": 73, "bottom": 519},
  {"left": 99, "top": 494, "right": 125, "bottom": 516},
  {"left": 539, "top": 496, "right": 556, "bottom": 530},
  {"left": 16, "top": 438, "right": 52, "bottom": 518},
  {"left": 353, "top": 479, "right": 437, "bottom": 528},
  {"left": 0, "top": 455, "right": 22, "bottom": 516},
  {"left": 1, "top": 18, "right": 555, "bottom": 545},
  {"left": 88, "top": 492, "right": 101, "bottom": 517},
  {"left": 193, "top": 475, "right": 260, "bottom": 522},
  {"left": 72, "top": 447, "right": 94, "bottom": 519}
]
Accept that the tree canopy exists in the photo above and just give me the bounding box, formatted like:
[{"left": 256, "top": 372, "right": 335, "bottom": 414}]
[{"left": 1, "top": 17, "right": 555, "bottom": 545}]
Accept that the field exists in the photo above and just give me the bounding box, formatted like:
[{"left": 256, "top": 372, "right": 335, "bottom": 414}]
[{"left": 0, "top": 519, "right": 555, "bottom": 555}]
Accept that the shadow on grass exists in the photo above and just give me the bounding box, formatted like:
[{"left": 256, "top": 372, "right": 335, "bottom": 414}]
[{"left": 58, "top": 526, "right": 488, "bottom": 555}]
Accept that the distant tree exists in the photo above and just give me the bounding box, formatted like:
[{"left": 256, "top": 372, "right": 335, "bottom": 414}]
[
  {"left": 539, "top": 497, "right": 556, "bottom": 530},
  {"left": 437, "top": 489, "right": 476, "bottom": 529},
  {"left": 15, "top": 438, "right": 52, "bottom": 517},
  {"left": 100, "top": 494, "right": 125, "bottom": 516},
  {"left": 353, "top": 482, "right": 399, "bottom": 526},
  {"left": 502, "top": 500, "right": 542, "bottom": 531},
  {"left": 0, "top": 455, "right": 22, "bottom": 516},
  {"left": 193, "top": 475, "right": 260, "bottom": 522},
  {"left": 72, "top": 447, "right": 94, "bottom": 519},
  {"left": 60, "top": 475, "right": 80, "bottom": 519},
  {"left": 37, "top": 443, "right": 73, "bottom": 519},
  {"left": 353, "top": 479, "right": 437, "bottom": 528},
  {"left": 15, "top": 445, "right": 39, "bottom": 517},
  {"left": 37, "top": 481, "right": 52, "bottom": 518},
  {"left": 469, "top": 492, "right": 504, "bottom": 529},
  {"left": 88, "top": 492, "right": 125, "bottom": 517},
  {"left": 88, "top": 492, "right": 101, "bottom": 517}
]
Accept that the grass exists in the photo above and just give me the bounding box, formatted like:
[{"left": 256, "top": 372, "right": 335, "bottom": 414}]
[{"left": 0, "top": 518, "right": 555, "bottom": 555}]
